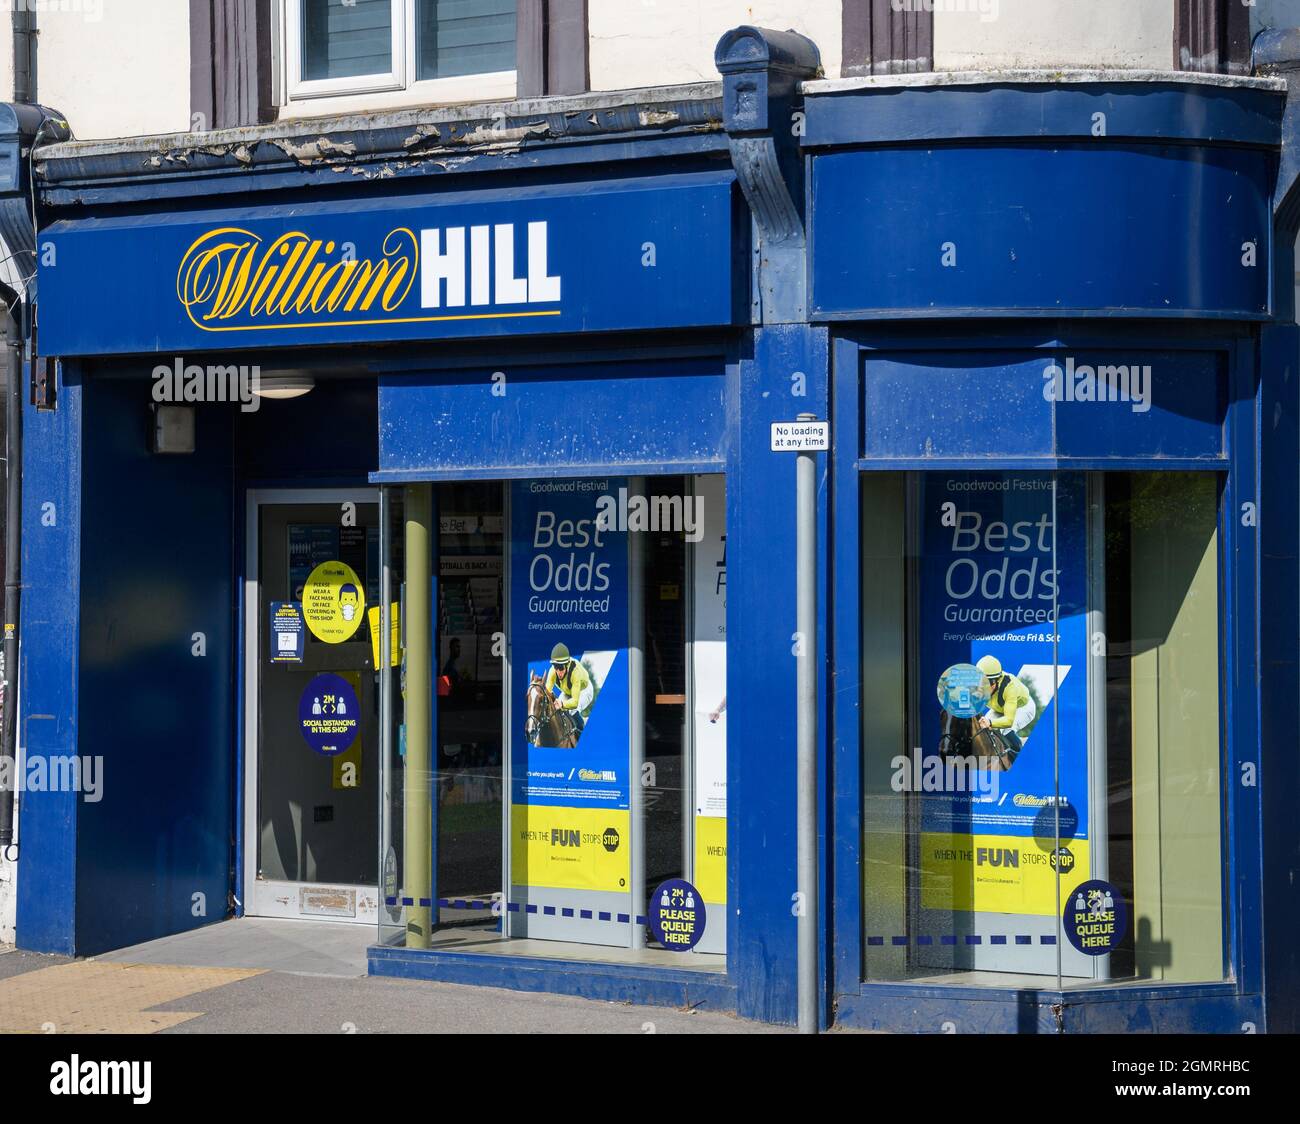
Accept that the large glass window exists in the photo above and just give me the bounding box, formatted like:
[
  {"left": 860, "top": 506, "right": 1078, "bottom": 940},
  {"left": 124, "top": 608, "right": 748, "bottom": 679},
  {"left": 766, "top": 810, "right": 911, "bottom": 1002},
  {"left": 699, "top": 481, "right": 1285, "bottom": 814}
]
[
  {"left": 379, "top": 476, "right": 727, "bottom": 965},
  {"left": 861, "top": 471, "right": 1225, "bottom": 989}
]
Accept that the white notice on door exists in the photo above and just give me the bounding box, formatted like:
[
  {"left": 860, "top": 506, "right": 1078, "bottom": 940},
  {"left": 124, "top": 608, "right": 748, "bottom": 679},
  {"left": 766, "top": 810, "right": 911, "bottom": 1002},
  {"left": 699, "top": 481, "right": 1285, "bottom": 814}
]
[{"left": 771, "top": 420, "right": 829, "bottom": 452}]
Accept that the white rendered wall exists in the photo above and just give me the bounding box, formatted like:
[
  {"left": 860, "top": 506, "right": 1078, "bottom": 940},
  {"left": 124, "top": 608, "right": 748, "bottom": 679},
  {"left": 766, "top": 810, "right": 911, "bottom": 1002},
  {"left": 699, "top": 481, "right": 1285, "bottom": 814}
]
[
  {"left": 933, "top": 0, "right": 1174, "bottom": 71},
  {"left": 588, "top": 0, "right": 842, "bottom": 90},
  {"left": 37, "top": 0, "right": 191, "bottom": 140}
]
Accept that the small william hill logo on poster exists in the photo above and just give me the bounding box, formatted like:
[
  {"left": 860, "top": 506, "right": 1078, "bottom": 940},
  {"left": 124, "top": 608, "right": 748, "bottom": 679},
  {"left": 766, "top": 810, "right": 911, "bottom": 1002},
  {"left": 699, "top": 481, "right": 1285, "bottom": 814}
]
[{"left": 176, "top": 221, "right": 562, "bottom": 332}]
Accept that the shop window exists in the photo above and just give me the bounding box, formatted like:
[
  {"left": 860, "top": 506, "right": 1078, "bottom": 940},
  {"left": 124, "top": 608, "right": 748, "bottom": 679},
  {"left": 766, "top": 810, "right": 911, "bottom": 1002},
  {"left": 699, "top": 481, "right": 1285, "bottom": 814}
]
[
  {"left": 861, "top": 471, "right": 1225, "bottom": 989},
  {"left": 288, "top": 0, "right": 517, "bottom": 99},
  {"left": 379, "top": 475, "right": 727, "bottom": 965}
]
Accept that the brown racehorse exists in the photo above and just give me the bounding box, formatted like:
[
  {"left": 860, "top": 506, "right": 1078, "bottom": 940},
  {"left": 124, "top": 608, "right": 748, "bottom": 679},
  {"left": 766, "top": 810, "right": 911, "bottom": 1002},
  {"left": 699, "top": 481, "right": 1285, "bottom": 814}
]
[
  {"left": 938, "top": 710, "right": 1020, "bottom": 771},
  {"left": 525, "top": 672, "right": 579, "bottom": 748}
]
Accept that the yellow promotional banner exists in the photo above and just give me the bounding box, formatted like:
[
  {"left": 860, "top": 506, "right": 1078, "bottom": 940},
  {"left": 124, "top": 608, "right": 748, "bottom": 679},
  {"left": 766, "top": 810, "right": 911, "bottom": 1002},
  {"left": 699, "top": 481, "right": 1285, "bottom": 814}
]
[
  {"left": 693, "top": 815, "right": 726, "bottom": 904},
  {"left": 303, "top": 560, "right": 365, "bottom": 643},
  {"left": 510, "top": 805, "right": 630, "bottom": 893},
  {"left": 367, "top": 603, "right": 401, "bottom": 668},
  {"left": 919, "top": 832, "right": 1090, "bottom": 916}
]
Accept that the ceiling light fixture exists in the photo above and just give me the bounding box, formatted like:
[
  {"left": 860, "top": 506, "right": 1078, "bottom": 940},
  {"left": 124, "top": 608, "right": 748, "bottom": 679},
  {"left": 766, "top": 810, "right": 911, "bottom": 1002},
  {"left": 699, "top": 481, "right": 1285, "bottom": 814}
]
[{"left": 253, "top": 372, "right": 315, "bottom": 400}]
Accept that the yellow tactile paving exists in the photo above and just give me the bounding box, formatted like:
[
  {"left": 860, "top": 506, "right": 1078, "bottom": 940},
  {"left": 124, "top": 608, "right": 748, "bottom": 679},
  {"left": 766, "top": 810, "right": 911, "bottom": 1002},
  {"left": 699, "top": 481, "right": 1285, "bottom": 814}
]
[{"left": 0, "top": 961, "right": 264, "bottom": 1034}]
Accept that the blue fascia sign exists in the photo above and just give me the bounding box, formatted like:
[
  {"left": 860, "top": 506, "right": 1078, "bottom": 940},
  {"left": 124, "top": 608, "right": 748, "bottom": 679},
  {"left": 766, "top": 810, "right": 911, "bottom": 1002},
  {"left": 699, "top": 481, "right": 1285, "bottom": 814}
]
[{"left": 37, "top": 173, "right": 738, "bottom": 356}]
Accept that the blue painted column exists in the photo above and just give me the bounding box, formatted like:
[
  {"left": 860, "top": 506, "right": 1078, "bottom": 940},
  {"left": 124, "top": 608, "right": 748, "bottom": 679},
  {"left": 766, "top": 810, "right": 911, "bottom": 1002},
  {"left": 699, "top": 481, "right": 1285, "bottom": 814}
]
[
  {"left": 727, "top": 323, "right": 829, "bottom": 1024},
  {"left": 16, "top": 363, "right": 82, "bottom": 954},
  {"left": 715, "top": 25, "right": 829, "bottom": 1025},
  {"left": 1254, "top": 28, "right": 1300, "bottom": 1034},
  {"left": 1256, "top": 319, "right": 1299, "bottom": 1032}
]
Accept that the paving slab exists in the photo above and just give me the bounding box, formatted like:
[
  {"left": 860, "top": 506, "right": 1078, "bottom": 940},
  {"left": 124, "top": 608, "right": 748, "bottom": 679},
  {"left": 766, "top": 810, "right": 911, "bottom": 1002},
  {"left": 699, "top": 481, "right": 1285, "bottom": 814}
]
[{"left": 97, "top": 917, "right": 371, "bottom": 977}]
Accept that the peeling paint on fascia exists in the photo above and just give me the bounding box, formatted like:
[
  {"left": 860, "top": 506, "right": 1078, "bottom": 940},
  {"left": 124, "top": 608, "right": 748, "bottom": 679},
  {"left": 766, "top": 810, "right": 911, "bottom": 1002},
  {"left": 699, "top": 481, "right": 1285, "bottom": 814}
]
[
  {"left": 191, "top": 143, "right": 255, "bottom": 166},
  {"left": 638, "top": 109, "right": 680, "bottom": 128},
  {"left": 271, "top": 136, "right": 359, "bottom": 164},
  {"left": 444, "top": 121, "right": 550, "bottom": 146},
  {"left": 402, "top": 124, "right": 442, "bottom": 149},
  {"left": 145, "top": 141, "right": 257, "bottom": 170},
  {"left": 414, "top": 158, "right": 464, "bottom": 173},
  {"left": 345, "top": 163, "right": 399, "bottom": 178}
]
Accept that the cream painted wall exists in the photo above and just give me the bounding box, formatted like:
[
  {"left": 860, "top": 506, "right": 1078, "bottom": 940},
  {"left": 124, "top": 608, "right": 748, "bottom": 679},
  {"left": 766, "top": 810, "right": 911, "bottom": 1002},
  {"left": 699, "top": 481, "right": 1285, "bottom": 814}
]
[
  {"left": 934, "top": 0, "right": 1174, "bottom": 71},
  {"left": 37, "top": 0, "right": 191, "bottom": 140},
  {"left": 0, "top": 21, "right": 13, "bottom": 102},
  {"left": 589, "top": 0, "right": 841, "bottom": 90}
]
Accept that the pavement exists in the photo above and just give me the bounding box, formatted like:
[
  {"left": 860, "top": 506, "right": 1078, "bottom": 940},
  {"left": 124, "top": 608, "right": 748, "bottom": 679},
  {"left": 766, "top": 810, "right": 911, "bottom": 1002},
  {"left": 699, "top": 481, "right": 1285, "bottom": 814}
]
[{"left": 0, "top": 920, "right": 781, "bottom": 1034}]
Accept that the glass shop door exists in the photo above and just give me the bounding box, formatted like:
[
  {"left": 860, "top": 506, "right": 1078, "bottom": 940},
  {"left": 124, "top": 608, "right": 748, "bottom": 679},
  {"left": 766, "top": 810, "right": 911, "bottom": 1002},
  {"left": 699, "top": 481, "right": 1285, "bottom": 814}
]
[{"left": 245, "top": 490, "right": 381, "bottom": 923}]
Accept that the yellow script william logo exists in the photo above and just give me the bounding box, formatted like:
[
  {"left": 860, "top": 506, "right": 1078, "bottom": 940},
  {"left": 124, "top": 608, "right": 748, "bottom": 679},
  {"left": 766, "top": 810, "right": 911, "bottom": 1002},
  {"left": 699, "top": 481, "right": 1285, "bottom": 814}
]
[{"left": 177, "top": 227, "right": 418, "bottom": 332}]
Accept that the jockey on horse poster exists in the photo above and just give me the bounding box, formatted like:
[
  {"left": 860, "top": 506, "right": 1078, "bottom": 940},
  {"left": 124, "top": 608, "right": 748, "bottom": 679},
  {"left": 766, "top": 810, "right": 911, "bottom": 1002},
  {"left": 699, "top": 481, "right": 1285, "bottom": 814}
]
[
  {"left": 974, "top": 654, "right": 1036, "bottom": 757},
  {"left": 542, "top": 642, "right": 595, "bottom": 739}
]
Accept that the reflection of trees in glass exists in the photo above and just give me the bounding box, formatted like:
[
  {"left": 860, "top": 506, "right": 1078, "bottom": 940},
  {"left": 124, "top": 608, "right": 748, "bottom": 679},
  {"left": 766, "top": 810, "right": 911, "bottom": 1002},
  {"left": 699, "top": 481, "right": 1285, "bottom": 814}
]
[{"left": 1106, "top": 472, "right": 1218, "bottom": 553}]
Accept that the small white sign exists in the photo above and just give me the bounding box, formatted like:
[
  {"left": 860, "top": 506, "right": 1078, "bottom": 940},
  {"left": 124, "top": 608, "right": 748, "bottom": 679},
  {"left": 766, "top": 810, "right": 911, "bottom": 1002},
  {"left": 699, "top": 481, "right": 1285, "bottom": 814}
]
[{"left": 771, "top": 420, "right": 829, "bottom": 452}]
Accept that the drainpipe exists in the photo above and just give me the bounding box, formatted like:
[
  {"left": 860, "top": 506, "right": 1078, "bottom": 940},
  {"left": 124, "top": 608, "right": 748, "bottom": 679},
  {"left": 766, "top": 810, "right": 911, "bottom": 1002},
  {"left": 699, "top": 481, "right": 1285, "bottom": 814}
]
[
  {"left": 0, "top": 2, "right": 67, "bottom": 849},
  {"left": 13, "top": 7, "right": 35, "bottom": 106},
  {"left": 3, "top": 0, "right": 34, "bottom": 850},
  {"left": 0, "top": 302, "right": 17, "bottom": 850}
]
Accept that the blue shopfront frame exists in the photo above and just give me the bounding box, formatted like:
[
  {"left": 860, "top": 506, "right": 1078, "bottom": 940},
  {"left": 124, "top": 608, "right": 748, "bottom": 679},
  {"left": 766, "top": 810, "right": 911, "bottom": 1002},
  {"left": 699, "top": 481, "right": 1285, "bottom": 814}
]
[
  {"left": 828, "top": 324, "right": 1264, "bottom": 1032},
  {"left": 14, "top": 38, "right": 1300, "bottom": 1030}
]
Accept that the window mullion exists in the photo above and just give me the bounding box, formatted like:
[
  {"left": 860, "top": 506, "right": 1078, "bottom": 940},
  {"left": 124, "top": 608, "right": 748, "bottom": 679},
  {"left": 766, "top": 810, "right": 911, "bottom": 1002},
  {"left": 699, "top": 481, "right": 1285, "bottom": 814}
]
[{"left": 392, "top": 0, "right": 409, "bottom": 88}]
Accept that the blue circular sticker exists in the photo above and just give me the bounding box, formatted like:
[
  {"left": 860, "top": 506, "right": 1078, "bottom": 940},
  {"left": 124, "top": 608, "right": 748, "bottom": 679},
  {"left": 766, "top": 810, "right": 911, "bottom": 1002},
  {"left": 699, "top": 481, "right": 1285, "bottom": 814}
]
[
  {"left": 937, "top": 662, "right": 991, "bottom": 718},
  {"left": 649, "top": 878, "right": 706, "bottom": 952},
  {"left": 1063, "top": 879, "right": 1128, "bottom": 956},
  {"left": 299, "top": 673, "right": 361, "bottom": 757}
]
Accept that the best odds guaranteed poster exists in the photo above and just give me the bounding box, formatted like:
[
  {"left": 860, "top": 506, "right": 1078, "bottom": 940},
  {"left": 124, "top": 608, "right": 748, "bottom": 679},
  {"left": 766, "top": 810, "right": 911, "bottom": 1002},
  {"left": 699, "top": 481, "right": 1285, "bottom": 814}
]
[
  {"left": 509, "top": 478, "right": 631, "bottom": 937},
  {"left": 917, "top": 472, "right": 1090, "bottom": 922}
]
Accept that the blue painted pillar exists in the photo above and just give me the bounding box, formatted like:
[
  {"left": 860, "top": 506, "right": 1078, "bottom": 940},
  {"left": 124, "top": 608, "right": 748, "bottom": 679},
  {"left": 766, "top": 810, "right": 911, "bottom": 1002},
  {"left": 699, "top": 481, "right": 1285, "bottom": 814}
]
[
  {"left": 16, "top": 363, "right": 82, "bottom": 954},
  {"left": 1257, "top": 319, "right": 1300, "bottom": 1032},
  {"left": 715, "top": 25, "right": 828, "bottom": 1025},
  {"left": 727, "top": 323, "right": 830, "bottom": 1024},
  {"left": 1255, "top": 28, "right": 1300, "bottom": 1034}
]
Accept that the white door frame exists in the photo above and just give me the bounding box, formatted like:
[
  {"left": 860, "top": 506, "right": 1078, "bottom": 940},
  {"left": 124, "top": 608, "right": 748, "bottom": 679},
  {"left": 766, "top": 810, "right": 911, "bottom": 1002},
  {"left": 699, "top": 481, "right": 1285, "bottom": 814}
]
[{"left": 244, "top": 487, "right": 382, "bottom": 924}]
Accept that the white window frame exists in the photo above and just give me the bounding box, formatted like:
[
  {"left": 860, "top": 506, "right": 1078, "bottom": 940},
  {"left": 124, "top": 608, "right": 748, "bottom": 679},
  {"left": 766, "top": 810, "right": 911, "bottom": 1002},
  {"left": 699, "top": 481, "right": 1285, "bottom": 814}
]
[
  {"left": 282, "top": 0, "right": 517, "bottom": 104},
  {"left": 286, "top": 0, "right": 405, "bottom": 99}
]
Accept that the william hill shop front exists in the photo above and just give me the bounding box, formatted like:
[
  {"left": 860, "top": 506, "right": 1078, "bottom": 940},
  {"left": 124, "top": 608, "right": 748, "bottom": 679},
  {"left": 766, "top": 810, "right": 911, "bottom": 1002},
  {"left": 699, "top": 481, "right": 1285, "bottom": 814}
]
[{"left": 10, "top": 25, "right": 1300, "bottom": 1033}]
